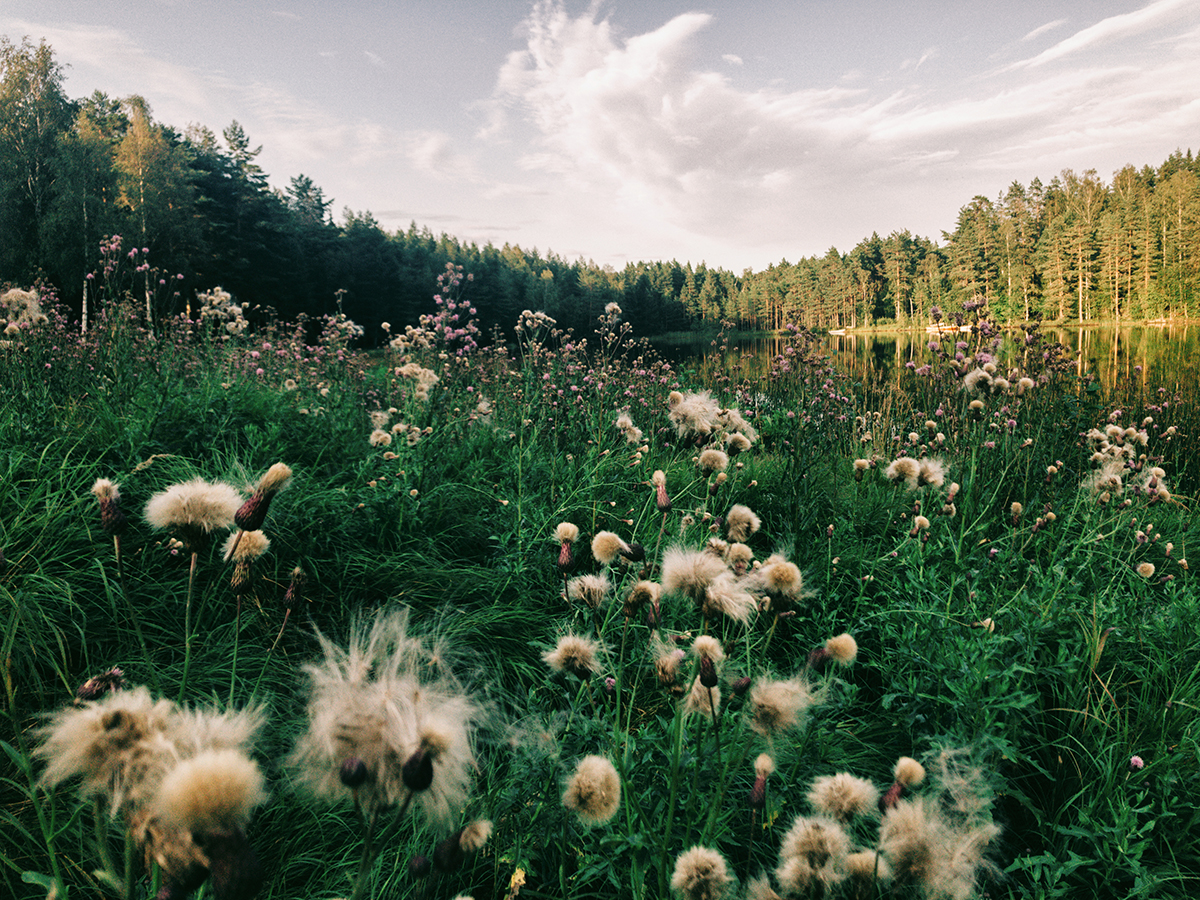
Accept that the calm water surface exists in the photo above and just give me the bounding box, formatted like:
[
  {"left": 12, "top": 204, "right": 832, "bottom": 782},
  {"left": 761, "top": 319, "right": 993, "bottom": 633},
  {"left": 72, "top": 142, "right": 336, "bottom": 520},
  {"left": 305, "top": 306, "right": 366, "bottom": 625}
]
[{"left": 665, "top": 324, "right": 1200, "bottom": 394}]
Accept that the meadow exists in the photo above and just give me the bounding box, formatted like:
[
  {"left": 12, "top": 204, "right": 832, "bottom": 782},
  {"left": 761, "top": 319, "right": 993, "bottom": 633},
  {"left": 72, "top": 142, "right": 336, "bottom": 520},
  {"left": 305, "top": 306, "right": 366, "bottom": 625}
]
[{"left": 1, "top": 264, "right": 1198, "bottom": 900}]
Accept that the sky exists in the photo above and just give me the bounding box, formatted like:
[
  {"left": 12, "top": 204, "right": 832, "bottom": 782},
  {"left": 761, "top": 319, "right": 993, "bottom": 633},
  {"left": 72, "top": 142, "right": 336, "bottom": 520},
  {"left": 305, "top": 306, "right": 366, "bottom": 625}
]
[{"left": 4, "top": 0, "right": 1199, "bottom": 272}]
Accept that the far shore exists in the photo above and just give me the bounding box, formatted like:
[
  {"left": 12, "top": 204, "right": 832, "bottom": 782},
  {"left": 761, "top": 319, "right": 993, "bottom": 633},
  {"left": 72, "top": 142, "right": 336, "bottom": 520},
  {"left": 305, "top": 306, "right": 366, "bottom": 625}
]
[{"left": 653, "top": 317, "right": 1199, "bottom": 343}]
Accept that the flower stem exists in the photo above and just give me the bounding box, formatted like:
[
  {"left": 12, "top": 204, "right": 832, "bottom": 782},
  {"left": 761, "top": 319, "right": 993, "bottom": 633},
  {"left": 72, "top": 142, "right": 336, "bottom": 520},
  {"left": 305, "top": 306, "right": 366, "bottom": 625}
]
[
  {"left": 178, "top": 550, "right": 198, "bottom": 702},
  {"left": 228, "top": 594, "right": 242, "bottom": 705},
  {"left": 350, "top": 809, "right": 379, "bottom": 900}
]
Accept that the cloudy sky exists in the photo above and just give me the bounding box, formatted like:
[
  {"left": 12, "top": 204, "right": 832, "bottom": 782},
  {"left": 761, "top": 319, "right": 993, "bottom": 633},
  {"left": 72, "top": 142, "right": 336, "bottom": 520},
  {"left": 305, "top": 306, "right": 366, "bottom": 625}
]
[{"left": 4, "top": 0, "right": 1198, "bottom": 271}]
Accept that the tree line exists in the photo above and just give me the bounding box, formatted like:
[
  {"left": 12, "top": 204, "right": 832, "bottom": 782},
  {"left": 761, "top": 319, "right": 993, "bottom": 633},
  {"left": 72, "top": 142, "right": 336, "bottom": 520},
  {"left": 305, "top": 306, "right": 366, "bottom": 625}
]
[{"left": 3, "top": 36, "right": 1198, "bottom": 339}]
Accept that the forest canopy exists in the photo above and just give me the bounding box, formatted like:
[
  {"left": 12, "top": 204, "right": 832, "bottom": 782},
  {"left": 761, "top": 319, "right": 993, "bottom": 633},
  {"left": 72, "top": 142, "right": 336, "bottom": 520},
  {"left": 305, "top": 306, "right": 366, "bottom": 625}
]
[{"left": 2, "top": 36, "right": 1198, "bottom": 338}]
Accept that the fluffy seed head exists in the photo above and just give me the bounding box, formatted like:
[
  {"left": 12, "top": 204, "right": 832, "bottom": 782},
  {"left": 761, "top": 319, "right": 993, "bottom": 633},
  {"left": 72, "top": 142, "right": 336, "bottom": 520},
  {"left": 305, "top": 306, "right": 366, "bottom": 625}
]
[
  {"left": 223, "top": 530, "right": 270, "bottom": 563},
  {"left": 562, "top": 755, "right": 620, "bottom": 825},
  {"left": 591, "top": 531, "right": 626, "bottom": 564},
  {"left": 808, "top": 772, "right": 880, "bottom": 821},
  {"left": 668, "top": 390, "right": 721, "bottom": 439},
  {"left": 825, "top": 633, "right": 858, "bottom": 666},
  {"left": 543, "top": 634, "right": 603, "bottom": 679},
  {"left": 625, "top": 580, "right": 660, "bottom": 617},
  {"left": 755, "top": 753, "right": 776, "bottom": 779},
  {"left": 255, "top": 462, "right": 292, "bottom": 495},
  {"left": 766, "top": 561, "right": 802, "bottom": 594},
  {"left": 91, "top": 478, "right": 120, "bottom": 502},
  {"left": 726, "top": 432, "right": 752, "bottom": 454},
  {"left": 699, "top": 449, "right": 730, "bottom": 475},
  {"left": 287, "top": 609, "right": 486, "bottom": 828},
  {"left": 776, "top": 815, "right": 850, "bottom": 896},
  {"left": 458, "top": 818, "right": 492, "bottom": 852},
  {"left": 662, "top": 547, "right": 729, "bottom": 603},
  {"left": 701, "top": 571, "right": 757, "bottom": 624},
  {"left": 726, "top": 542, "right": 754, "bottom": 574},
  {"left": 846, "top": 850, "right": 891, "bottom": 893},
  {"left": 748, "top": 678, "right": 816, "bottom": 736},
  {"left": 671, "top": 845, "right": 732, "bottom": 900},
  {"left": 778, "top": 814, "right": 851, "bottom": 862},
  {"left": 691, "top": 635, "right": 725, "bottom": 665},
  {"left": 895, "top": 757, "right": 926, "bottom": 786},
  {"left": 76, "top": 668, "right": 127, "bottom": 701},
  {"left": 885, "top": 457, "right": 921, "bottom": 490},
  {"left": 145, "top": 477, "right": 241, "bottom": 548},
  {"left": 156, "top": 749, "right": 266, "bottom": 833},
  {"left": 726, "top": 504, "right": 761, "bottom": 542},
  {"left": 652, "top": 637, "right": 686, "bottom": 687},
  {"left": 878, "top": 799, "right": 938, "bottom": 885},
  {"left": 918, "top": 458, "right": 946, "bottom": 488},
  {"left": 683, "top": 676, "right": 720, "bottom": 719},
  {"left": 567, "top": 574, "right": 610, "bottom": 610}
]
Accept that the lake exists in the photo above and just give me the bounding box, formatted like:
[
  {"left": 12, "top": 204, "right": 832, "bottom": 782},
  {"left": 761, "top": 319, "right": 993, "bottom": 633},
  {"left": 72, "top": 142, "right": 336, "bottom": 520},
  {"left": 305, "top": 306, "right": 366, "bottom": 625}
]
[{"left": 662, "top": 323, "right": 1200, "bottom": 395}]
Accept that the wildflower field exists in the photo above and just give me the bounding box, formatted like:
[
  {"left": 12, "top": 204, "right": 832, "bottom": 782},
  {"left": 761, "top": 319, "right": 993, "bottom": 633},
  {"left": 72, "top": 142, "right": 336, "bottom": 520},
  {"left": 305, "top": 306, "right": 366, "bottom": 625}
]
[{"left": 2, "top": 267, "right": 1198, "bottom": 900}]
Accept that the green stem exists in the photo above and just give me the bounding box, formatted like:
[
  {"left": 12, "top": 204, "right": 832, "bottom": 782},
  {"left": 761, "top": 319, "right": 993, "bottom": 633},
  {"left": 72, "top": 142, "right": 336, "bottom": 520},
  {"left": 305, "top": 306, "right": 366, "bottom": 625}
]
[
  {"left": 657, "top": 706, "right": 686, "bottom": 897},
  {"left": 124, "top": 828, "right": 137, "bottom": 900},
  {"left": 350, "top": 808, "right": 379, "bottom": 900},
  {"left": 559, "top": 812, "right": 571, "bottom": 900},
  {"left": 228, "top": 595, "right": 241, "bottom": 705},
  {"left": 92, "top": 795, "right": 118, "bottom": 886},
  {"left": 178, "top": 550, "right": 198, "bottom": 702},
  {"left": 252, "top": 607, "right": 292, "bottom": 700}
]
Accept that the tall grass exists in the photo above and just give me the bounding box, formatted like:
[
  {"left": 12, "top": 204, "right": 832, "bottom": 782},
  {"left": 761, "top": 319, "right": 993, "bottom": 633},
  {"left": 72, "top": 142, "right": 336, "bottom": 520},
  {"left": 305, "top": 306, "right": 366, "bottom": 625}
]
[{"left": 1, "top": 280, "right": 1196, "bottom": 900}]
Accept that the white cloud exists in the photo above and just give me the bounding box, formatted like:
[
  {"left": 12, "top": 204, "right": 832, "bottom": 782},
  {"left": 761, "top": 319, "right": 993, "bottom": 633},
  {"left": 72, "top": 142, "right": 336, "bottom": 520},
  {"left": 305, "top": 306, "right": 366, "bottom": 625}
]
[
  {"left": 1022, "top": 18, "right": 1067, "bottom": 41},
  {"left": 364, "top": 49, "right": 386, "bottom": 69},
  {"left": 486, "top": 0, "right": 1200, "bottom": 263},
  {"left": 901, "top": 47, "right": 937, "bottom": 70},
  {"left": 1012, "top": 0, "right": 1197, "bottom": 67},
  {"left": 406, "top": 130, "right": 479, "bottom": 180},
  {"left": 722, "top": 53, "right": 742, "bottom": 65}
]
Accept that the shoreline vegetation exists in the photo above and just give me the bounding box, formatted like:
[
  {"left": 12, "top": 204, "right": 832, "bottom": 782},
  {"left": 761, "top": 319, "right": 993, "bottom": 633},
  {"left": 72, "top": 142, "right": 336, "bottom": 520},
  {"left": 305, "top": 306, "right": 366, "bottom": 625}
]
[
  {"left": 2, "top": 271, "right": 1198, "bottom": 900},
  {"left": 655, "top": 317, "right": 1200, "bottom": 345}
]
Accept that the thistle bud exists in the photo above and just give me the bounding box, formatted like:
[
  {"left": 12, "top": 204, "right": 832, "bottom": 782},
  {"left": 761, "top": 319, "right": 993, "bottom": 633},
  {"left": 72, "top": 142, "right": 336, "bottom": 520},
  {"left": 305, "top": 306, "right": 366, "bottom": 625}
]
[
  {"left": 235, "top": 463, "right": 292, "bottom": 531},
  {"left": 646, "top": 596, "right": 661, "bottom": 629},
  {"left": 653, "top": 470, "right": 673, "bottom": 512},
  {"left": 283, "top": 566, "right": 306, "bottom": 612},
  {"left": 699, "top": 656, "right": 719, "bottom": 688},
  {"left": 231, "top": 560, "right": 253, "bottom": 596},
  {"left": 91, "top": 479, "right": 127, "bottom": 536},
  {"left": 620, "top": 542, "right": 646, "bottom": 563},
  {"left": 234, "top": 494, "right": 269, "bottom": 533},
  {"left": 75, "top": 667, "right": 126, "bottom": 701},
  {"left": 99, "top": 497, "right": 127, "bottom": 536},
  {"left": 730, "top": 675, "right": 751, "bottom": 696},
  {"left": 879, "top": 781, "right": 904, "bottom": 812},
  {"left": 557, "top": 541, "right": 574, "bottom": 573},
  {"left": 339, "top": 757, "right": 369, "bottom": 789},
  {"left": 748, "top": 775, "right": 767, "bottom": 809},
  {"left": 402, "top": 748, "right": 434, "bottom": 792}
]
